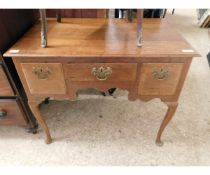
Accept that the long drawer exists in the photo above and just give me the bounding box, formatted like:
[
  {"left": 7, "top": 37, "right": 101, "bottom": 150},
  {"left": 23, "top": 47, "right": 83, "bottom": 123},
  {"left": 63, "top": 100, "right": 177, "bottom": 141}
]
[
  {"left": 64, "top": 63, "right": 137, "bottom": 82},
  {"left": 0, "top": 99, "right": 27, "bottom": 126}
]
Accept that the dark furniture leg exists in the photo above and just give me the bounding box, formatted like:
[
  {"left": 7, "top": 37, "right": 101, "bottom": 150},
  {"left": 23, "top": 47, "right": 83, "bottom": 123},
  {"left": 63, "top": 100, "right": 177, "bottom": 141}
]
[
  {"left": 172, "top": 9, "right": 175, "bottom": 15},
  {"left": 39, "top": 9, "right": 47, "bottom": 48},
  {"left": 127, "top": 9, "right": 133, "bottom": 22},
  {"left": 43, "top": 97, "right": 50, "bottom": 104},
  {"left": 207, "top": 52, "right": 210, "bottom": 66},
  {"left": 25, "top": 123, "right": 38, "bottom": 134},
  {"left": 1, "top": 57, "right": 38, "bottom": 133},
  {"left": 101, "top": 88, "right": 116, "bottom": 96},
  {"left": 115, "top": 9, "right": 120, "bottom": 18},
  {"left": 108, "top": 88, "right": 116, "bottom": 96},
  {"left": 163, "top": 9, "right": 167, "bottom": 18}
]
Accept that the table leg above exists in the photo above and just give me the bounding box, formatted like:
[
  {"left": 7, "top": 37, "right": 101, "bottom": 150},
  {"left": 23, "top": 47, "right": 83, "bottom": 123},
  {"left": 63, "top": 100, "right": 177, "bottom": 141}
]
[
  {"left": 39, "top": 9, "right": 143, "bottom": 48},
  {"left": 137, "top": 9, "right": 143, "bottom": 47},
  {"left": 39, "top": 9, "right": 47, "bottom": 48}
]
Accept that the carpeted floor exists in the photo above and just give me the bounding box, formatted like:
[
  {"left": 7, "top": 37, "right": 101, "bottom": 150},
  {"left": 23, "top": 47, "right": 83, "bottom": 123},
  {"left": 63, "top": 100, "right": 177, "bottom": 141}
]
[{"left": 0, "top": 9, "right": 210, "bottom": 166}]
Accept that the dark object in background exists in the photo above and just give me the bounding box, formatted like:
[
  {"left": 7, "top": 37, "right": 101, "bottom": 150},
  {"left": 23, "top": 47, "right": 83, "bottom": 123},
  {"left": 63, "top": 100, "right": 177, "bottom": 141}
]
[
  {"left": 0, "top": 9, "right": 38, "bottom": 53},
  {"left": 0, "top": 9, "right": 38, "bottom": 132},
  {"left": 207, "top": 52, "right": 210, "bottom": 66},
  {"left": 114, "top": 9, "right": 164, "bottom": 18},
  {"left": 143, "top": 9, "right": 164, "bottom": 18}
]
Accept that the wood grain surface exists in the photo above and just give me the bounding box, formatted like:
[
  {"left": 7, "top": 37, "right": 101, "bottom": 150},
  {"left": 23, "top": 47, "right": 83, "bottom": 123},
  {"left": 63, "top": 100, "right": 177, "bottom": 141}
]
[{"left": 4, "top": 19, "right": 199, "bottom": 58}]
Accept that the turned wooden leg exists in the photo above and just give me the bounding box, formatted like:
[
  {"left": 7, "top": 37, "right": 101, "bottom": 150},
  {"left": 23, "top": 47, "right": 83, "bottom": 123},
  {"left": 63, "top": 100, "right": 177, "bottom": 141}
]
[
  {"left": 39, "top": 9, "right": 47, "bottom": 48},
  {"left": 156, "top": 102, "right": 178, "bottom": 146},
  {"left": 28, "top": 101, "right": 52, "bottom": 144}
]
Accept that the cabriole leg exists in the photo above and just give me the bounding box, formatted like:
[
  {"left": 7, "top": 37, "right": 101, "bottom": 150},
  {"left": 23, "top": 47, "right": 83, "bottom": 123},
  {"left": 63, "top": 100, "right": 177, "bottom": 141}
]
[
  {"left": 28, "top": 101, "right": 52, "bottom": 144},
  {"left": 156, "top": 102, "right": 178, "bottom": 146}
]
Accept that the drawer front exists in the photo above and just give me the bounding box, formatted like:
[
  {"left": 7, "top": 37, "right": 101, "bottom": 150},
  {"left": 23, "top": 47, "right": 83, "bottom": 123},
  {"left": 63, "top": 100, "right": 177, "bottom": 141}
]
[
  {"left": 64, "top": 63, "right": 137, "bottom": 82},
  {"left": 139, "top": 63, "right": 184, "bottom": 95},
  {"left": 0, "top": 65, "right": 14, "bottom": 96},
  {"left": 21, "top": 63, "right": 66, "bottom": 95},
  {"left": 0, "top": 99, "right": 27, "bottom": 126}
]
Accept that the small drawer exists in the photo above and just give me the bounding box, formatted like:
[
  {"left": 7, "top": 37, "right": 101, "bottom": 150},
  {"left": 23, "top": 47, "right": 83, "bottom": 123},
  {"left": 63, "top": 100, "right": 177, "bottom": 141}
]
[
  {"left": 0, "top": 99, "right": 27, "bottom": 126},
  {"left": 138, "top": 63, "right": 184, "bottom": 95},
  {"left": 21, "top": 63, "right": 66, "bottom": 95},
  {"left": 64, "top": 63, "right": 137, "bottom": 82},
  {"left": 0, "top": 65, "right": 14, "bottom": 96}
]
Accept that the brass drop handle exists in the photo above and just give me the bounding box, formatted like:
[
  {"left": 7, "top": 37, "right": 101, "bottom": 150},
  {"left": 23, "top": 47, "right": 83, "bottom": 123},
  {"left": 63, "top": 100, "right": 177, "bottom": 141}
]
[
  {"left": 91, "top": 67, "right": 112, "bottom": 81},
  {"left": 152, "top": 68, "right": 169, "bottom": 80},
  {"left": 32, "top": 66, "right": 51, "bottom": 80},
  {"left": 0, "top": 110, "right": 7, "bottom": 119}
]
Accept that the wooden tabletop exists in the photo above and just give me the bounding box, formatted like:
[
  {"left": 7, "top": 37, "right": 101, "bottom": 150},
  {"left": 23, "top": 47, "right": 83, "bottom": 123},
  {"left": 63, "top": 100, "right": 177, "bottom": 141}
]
[{"left": 4, "top": 18, "right": 199, "bottom": 58}]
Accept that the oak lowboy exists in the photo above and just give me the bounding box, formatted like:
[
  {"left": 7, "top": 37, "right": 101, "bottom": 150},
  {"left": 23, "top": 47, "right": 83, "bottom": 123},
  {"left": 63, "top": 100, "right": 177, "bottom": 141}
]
[{"left": 4, "top": 18, "right": 199, "bottom": 145}]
